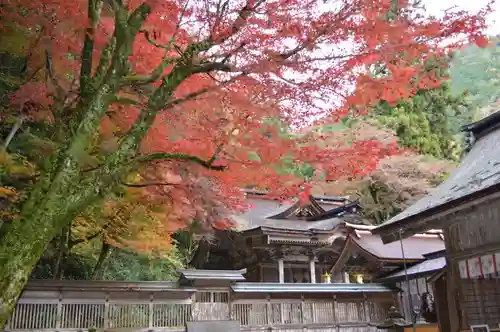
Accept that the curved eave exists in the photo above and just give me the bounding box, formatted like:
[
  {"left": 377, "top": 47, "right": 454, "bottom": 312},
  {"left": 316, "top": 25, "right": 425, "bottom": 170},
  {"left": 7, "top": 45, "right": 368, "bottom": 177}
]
[
  {"left": 376, "top": 257, "right": 446, "bottom": 283},
  {"left": 310, "top": 201, "right": 361, "bottom": 221},
  {"left": 461, "top": 110, "right": 500, "bottom": 139},
  {"left": 330, "top": 233, "right": 424, "bottom": 275},
  {"left": 242, "top": 223, "right": 348, "bottom": 236}
]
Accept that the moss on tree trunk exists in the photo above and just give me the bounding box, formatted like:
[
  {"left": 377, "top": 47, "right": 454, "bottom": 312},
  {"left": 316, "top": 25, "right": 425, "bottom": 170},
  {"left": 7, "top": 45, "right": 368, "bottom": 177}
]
[
  {"left": 0, "top": 200, "right": 73, "bottom": 326},
  {"left": 0, "top": 7, "right": 199, "bottom": 324}
]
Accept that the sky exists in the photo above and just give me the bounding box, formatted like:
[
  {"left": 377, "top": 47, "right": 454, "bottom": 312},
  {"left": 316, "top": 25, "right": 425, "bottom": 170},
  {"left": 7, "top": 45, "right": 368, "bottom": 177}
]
[{"left": 422, "top": 0, "right": 500, "bottom": 36}]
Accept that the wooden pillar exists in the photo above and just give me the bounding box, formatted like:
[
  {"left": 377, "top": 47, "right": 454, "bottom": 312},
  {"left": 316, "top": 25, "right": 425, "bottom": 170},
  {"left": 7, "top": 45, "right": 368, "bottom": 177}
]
[
  {"left": 432, "top": 273, "right": 451, "bottom": 332},
  {"left": 309, "top": 256, "right": 316, "bottom": 284},
  {"left": 343, "top": 272, "right": 350, "bottom": 283},
  {"left": 278, "top": 258, "right": 285, "bottom": 283},
  {"left": 444, "top": 227, "right": 461, "bottom": 332}
]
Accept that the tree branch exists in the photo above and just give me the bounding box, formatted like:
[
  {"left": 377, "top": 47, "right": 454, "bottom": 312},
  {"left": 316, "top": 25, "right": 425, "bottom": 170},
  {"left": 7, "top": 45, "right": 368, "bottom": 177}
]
[
  {"left": 121, "top": 181, "right": 179, "bottom": 187},
  {"left": 212, "top": 0, "right": 265, "bottom": 44},
  {"left": 109, "top": 96, "right": 142, "bottom": 105},
  {"left": 122, "top": 56, "right": 179, "bottom": 86},
  {"left": 80, "top": 0, "right": 104, "bottom": 96},
  {"left": 93, "top": 36, "right": 116, "bottom": 84},
  {"left": 69, "top": 224, "right": 108, "bottom": 248},
  {"left": 140, "top": 30, "right": 172, "bottom": 49},
  {"left": 137, "top": 152, "right": 226, "bottom": 171}
]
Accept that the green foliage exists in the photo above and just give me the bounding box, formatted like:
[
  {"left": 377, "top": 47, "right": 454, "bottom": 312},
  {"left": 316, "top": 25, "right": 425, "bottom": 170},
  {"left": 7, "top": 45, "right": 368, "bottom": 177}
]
[
  {"left": 0, "top": 54, "right": 24, "bottom": 113},
  {"left": 31, "top": 250, "right": 95, "bottom": 280},
  {"left": 30, "top": 240, "right": 183, "bottom": 281},
  {"left": 277, "top": 155, "right": 315, "bottom": 180},
  {"left": 449, "top": 37, "right": 500, "bottom": 114},
  {"left": 98, "top": 249, "right": 182, "bottom": 281},
  {"left": 372, "top": 61, "right": 471, "bottom": 161}
]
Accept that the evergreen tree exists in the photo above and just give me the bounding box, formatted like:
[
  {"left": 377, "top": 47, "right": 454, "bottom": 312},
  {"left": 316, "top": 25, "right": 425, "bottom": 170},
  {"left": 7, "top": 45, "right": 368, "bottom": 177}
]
[
  {"left": 371, "top": 58, "right": 472, "bottom": 161},
  {"left": 449, "top": 36, "right": 500, "bottom": 115}
]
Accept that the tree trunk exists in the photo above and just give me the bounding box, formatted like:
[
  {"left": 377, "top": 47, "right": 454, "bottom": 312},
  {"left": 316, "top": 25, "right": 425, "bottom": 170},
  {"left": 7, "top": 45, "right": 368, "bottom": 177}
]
[
  {"left": 53, "top": 226, "right": 70, "bottom": 280},
  {"left": 91, "top": 241, "right": 111, "bottom": 280},
  {"left": 0, "top": 212, "right": 63, "bottom": 326},
  {"left": 0, "top": 173, "right": 100, "bottom": 327}
]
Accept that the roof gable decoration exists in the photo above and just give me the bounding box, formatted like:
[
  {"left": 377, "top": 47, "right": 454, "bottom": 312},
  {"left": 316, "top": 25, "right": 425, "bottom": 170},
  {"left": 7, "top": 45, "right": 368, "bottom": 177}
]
[
  {"left": 268, "top": 196, "right": 326, "bottom": 220},
  {"left": 269, "top": 196, "right": 361, "bottom": 222},
  {"left": 235, "top": 191, "right": 367, "bottom": 235}
]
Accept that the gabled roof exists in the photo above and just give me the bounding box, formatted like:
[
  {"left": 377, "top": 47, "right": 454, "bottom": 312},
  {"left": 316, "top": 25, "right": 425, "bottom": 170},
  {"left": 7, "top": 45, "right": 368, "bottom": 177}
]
[
  {"left": 234, "top": 192, "right": 365, "bottom": 233},
  {"left": 351, "top": 230, "right": 444, "bottom": 261},
  {"left": 373, "top": 110, "right": 500, "bottom": 243},
  {"left": 330, "top": 227, "right": 445, "bottom": 275}
]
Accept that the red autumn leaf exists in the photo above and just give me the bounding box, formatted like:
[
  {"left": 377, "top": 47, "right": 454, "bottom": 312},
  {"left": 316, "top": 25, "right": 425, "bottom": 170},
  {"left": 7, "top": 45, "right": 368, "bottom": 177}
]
[
  {"left": 3, "top": 0, "right": 491, "bottom": 244},
  {"left": 474, "top": 35, "right": 490, "bottom": 48}
]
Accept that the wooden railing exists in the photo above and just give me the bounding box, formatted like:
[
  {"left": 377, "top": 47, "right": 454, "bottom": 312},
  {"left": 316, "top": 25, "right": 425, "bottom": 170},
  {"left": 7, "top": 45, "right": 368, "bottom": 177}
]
[{"left": 6, "top": 281, "right": 393, "bottom": 331}]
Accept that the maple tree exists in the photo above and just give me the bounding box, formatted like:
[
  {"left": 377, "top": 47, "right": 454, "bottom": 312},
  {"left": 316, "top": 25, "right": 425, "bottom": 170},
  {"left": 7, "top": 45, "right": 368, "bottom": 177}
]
[{"left": 0, "top": 0, "right": 492, "bottom": 324}]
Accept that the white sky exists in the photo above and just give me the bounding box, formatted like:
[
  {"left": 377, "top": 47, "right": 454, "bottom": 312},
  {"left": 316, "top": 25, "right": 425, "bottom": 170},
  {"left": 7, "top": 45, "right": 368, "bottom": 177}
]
[{"left": 422, "top": 0, "right": 500, "bottom": 36}]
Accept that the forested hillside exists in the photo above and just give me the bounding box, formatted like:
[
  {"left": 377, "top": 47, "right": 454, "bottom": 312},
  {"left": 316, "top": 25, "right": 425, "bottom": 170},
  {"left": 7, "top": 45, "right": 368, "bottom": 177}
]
[
  {"left": 315, "top": 37, "right": 500, "bottom": 224},
  {"left": 450, "top": 36, "right": 500, "bottom": 120}
]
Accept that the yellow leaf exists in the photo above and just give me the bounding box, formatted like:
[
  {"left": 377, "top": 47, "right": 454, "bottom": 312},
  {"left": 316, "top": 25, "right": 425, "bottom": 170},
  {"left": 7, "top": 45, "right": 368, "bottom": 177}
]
[{"left": 0, "top": 186, "right": 18, "bottom": 199}]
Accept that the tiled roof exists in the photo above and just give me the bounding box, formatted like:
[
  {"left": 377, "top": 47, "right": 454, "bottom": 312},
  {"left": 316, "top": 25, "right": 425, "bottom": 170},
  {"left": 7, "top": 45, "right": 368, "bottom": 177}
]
[
  {"left": 352, "top": 231, "right": 445, "bottom": 260},
  {"left": 378, "top": 257, "right": 446, "bottom": 281},
  {"left": 374, "top": 110, "right": 500, "bottom": 232},
  {"left": 233, "top": 197, "right": 365, "bottom": 232}
]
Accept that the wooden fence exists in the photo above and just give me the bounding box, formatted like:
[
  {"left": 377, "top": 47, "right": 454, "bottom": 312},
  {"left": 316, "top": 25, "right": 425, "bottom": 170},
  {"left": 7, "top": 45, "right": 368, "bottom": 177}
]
[{"left": 6, "top": 281, "right": 395, "bottom": 332}]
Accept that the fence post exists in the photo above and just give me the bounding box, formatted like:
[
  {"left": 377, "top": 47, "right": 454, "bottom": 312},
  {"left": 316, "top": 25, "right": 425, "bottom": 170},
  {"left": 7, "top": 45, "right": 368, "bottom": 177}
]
[
  {"left": 228, "top": 290, "right": 233, "bottom": 320},
  {"left": 301, "top": 294, "right": 306, "bottom": 332},
  {"left": 266, "top": 295, "right": 271, "bottom": 326},
  {"left": 332, "top": 295, "right": 339, "bottom": 332},
  {"left": 56, "top": 291, "right": 63, "bottom": 331},
  {"left": 149, "top": 293, "right": 154, "bottom": 329},
  {"left": 103, "top": 293, "right": 110, "bottom": 329},
  {"left": 190, "top": 291, "right": 197, "bottom": 321},
  {"left": 363, "top": 293, "right": 368, "bottom": 323}
]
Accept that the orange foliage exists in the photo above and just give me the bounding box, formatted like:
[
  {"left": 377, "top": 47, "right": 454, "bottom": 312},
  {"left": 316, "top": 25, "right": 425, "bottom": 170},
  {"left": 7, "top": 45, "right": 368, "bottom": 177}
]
[{"left": 2, "top": 0, "right": 492, "bottom": 242}]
